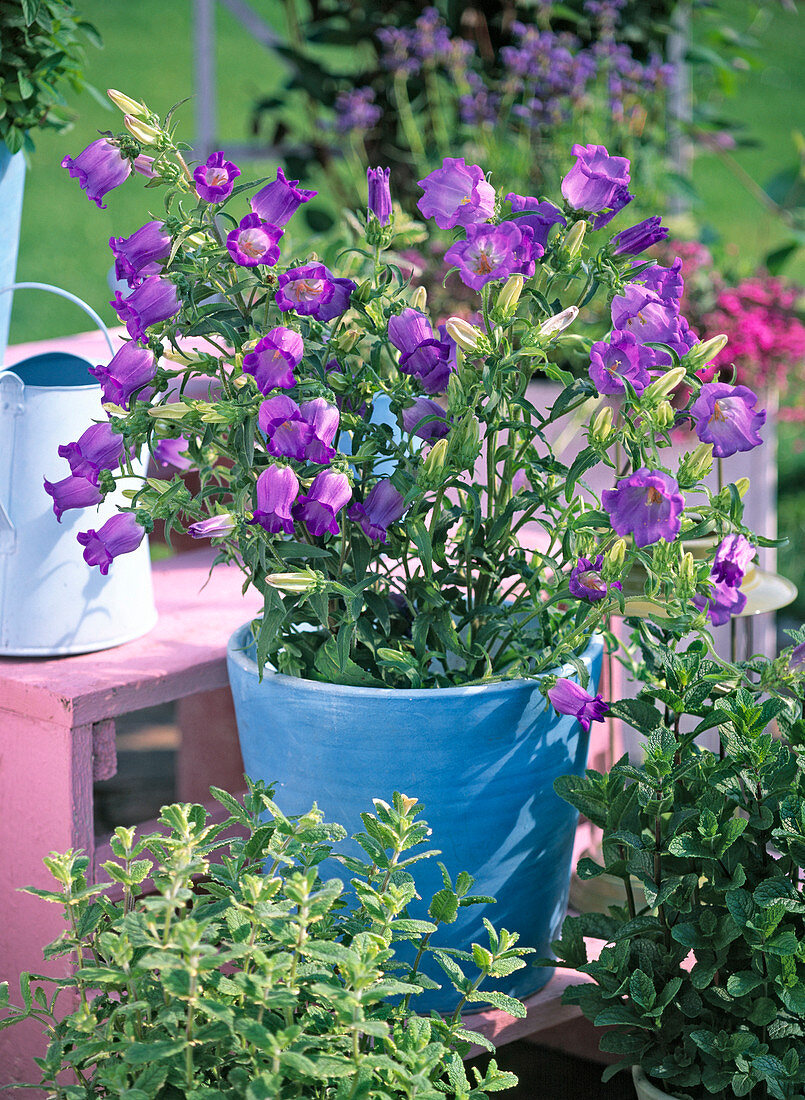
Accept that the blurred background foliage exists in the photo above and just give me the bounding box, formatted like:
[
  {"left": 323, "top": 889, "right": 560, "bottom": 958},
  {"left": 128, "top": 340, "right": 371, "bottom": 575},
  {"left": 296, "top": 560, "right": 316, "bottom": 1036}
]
[{"left": 7, "top": 0, "right": 805, "bottom": 621}]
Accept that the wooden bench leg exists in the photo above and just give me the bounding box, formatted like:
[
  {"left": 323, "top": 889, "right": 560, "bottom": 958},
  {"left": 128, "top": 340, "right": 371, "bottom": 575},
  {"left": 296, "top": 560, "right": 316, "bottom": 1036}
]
[{"left": 176, "top": 686, "right": 244, "bottom": 803}]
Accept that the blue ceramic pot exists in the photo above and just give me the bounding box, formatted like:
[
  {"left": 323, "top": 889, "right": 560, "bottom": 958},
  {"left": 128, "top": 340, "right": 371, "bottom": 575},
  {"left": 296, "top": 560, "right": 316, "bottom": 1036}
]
[
  {"left": 227, "top": 624, "right": 603, "bottom": 1010},
  {"left": 0, "top": 148, "right": 26, "bottom": 363}
]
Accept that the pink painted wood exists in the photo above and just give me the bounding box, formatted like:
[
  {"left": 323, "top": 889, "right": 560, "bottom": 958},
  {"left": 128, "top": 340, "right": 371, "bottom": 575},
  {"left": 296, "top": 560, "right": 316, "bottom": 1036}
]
[{"left": 0, "top": 549, "right": 260, "bottom": 1092}]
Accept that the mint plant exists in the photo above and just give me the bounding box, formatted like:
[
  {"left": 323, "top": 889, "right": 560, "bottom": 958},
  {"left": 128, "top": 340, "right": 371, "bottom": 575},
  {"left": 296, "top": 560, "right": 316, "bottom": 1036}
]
[
  {"left": 549, "top": 631, "right": 805, "bottom": 1100},
  {"left": 0, "top": 785, "right": 529, "bottom": 1098}
]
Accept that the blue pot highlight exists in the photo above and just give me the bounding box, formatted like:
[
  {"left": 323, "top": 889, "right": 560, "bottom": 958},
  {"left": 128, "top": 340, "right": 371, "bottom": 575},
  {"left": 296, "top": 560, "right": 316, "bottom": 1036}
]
[
  {"left": 0, "top": 149, "right": 26, "bottom": 363},
  {"left": 227, "top": 624, "right": 603, "bottom": 1011}
]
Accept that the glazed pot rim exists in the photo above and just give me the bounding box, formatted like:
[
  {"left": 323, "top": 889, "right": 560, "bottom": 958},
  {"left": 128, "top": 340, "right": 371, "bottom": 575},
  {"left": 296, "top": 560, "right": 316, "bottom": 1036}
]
[
  {"left": 227, "top": 621, "right": 604, "bottom": 698},
  {"left": 632, "top": 1065, "right": 677, "bottom": 1100}
]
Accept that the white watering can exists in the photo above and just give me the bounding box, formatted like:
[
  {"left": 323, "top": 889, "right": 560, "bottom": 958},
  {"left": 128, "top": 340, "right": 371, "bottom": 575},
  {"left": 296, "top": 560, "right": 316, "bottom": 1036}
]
[{"left": 0, "top": 283, "right": 157, "bottom": 656}]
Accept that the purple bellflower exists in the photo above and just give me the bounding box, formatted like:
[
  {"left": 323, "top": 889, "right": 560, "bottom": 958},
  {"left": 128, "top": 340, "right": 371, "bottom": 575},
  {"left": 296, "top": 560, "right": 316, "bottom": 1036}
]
[
  {"left": 275, "top": 264, "right": 355, "bottom": 322},
  {"left": 248, "top": 466, "right": 300, "bottom": 535},
  {"left": 58, "top": 422, "right": 125, "bottom": 484},
  {"left": 77, "top": 513, "right": 145, "bottom": 574},
  {"left": 547, "top": 678, "right": 608, "bottom": 731},
  {"left": 610, "top": 216, "right": 668, "bottom": 257},
  {"left": 588, "top": 331, "right": 649, "bottom": 395},
  {"left": 293, "top": 469, "right": 352, "bottom": 537},
  {"left": 62, "top": 138, "right": 131, "bottom": 208},
  {"left": 300, "top": 398, "right": 340, "bottom": 464},
  {"left": 43, "top": 473, "right": 103, "bottom": 522},
  {"left": 401, "top": 396, "right": 451, "bottom": 441},
  {"left": 188, "top": 513, "right": 237, "bottom": 539},
  {"left": 504, "top": 194, "right": 566, "bottom": 247},
  {"left": 416, "top": 157, "right": 495, "bottom": 230},
  {"left": 348, "top": 479, "right": 406, "bottom": 543},
  {"left": 690, "top": 382, "right": 766, "bottom": 458},
  {"left": 193, "top": 151, "right": 241, "bottom": 203},
  {"left": 561, "top": 143, "right": 633, "bottom": 227},
  {"left": 90, "top": 343, "right": 156, "bottom": 410},
  {"left": 387, "top": 309, "right": 453, "bottom": 393},
  {"left": 712, "top": 533, "right": 754, "bottom": 587},
  {"left": 226, "top": 214, "right": 283, "bottom": 267},
  {"left": 610, "top": 283, "right": 682, "bottom": 347},
  {"left": 133, "top": 154, "right": 156, "bottom": 178},
  {"left": 790, "top": 643, "right": 805, "bottom": 673},
  {"left": 367, "top": 167, "right": 392, "bottom": 226},
  {"left": 243, "top": 328, "right": 304, "bottom": 393},
  {"left": 602, "top": 468, "right": 685, "bottom": 548},
  {"left": 153, "top": 436, "right": 193, "bottom": 471},
  {"left": 445, "top": 222, "right": 539, "bottom": 292},
  {"left": 569, "top": 555, "right": 622, "bottom": 602},
  {"left": 250, "top": 168, "right": 316, "bottom": 227},
  {"left": 111, "top": 275, "right": 180, "bottom": 342},
  {"left": 109, "top": 221, "right": 171, "bottom": 287},
  {"left": 259, "top": 395, "right": 314, "bottom": 461},
  {"left": 639, "top": 258, "right": 684, "bottom": 302}
]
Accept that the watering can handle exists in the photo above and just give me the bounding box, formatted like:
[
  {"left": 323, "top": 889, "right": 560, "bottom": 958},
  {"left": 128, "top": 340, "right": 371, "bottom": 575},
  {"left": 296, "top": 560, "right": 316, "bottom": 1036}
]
[{"left": 0, "top": 282, "right": 116, "bottom": 361}]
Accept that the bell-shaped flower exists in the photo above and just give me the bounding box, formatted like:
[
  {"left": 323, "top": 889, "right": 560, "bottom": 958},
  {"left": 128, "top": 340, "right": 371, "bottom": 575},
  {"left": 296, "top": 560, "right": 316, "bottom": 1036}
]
[
  {"left": 293, "top": 469, "right": 352, "bottom": 537},
  {"left": 445, "top": 222, "right": 538, "bottom": 292},
  {"left": 588, "top": 332, "right": 649, "bottom": 396},
  {"left": 402, "top": 396, "right": 450, "bottom": 441},
  {"left": 193, "top": 151, "right": 241, "bottom": 203},
  {"left": 243, "top": 328, "right": 303, "bottom": 393},
  {"left": 690, "top": 382, "right": 766, "bottom": 458},
  {"left": 226, "top": 214, "right": 283, "bottom": 267},
  {"left": 62, "top": 138, "right": 131, "bottom": 208},
  {"left": 416, "top": 157, "right": 495, "bottom": 230},
  {"left": 611, "top": 217, "right": 668, "bottom": 257},
  {"left": 299, "top": 398, "right": 340, "bottom": 464},
  {"left": 275, "top": 264, "right": 356, "bottom": 322},
  {"left": 348, "top": 480, "right": 406, "bottom": 543},
  {"left": 602, "top": 468, "right": 685, "bottom": 548},
  {"left": 248, "top": 466, "right": 299, "bottom": 535},
  {"left": 561, "top": 143, "right": 633, "bottom": 227},
  {"left": 367, "top": 166, "right": 392, "bottom": 226},
  {"left": 153, "top": 435, "right": 193, "bottom": 471},
  {"left": 111, "top": 275, "right": 180, "bottom": 342},
  {"left": 58, "top": 422, "right": 125, "bottom": 484},
  {"left": 43, "top": 474, "right": 103, "bottom": 522},
  {"left": 250, "top": 167, "right": 316, "bottom": 227},
  {"left": 568, "top": 555, "right": 622, "bottom": 602},
  {"left": 188, "top": 513, "right": 237, "bottom": 539},
  {"left": 77, "top": 513, "right": 145, "bottom": 574},
  {"left": 90, "top": 342, "right": 156, "bottom": 410},
  {"left": 388, "top": 309, "right": 453, "bottom": 394},
  {"left": 712, "top": 534, "right": 754, "bottom": 587},
  {"left": 259, "top": 395, "right": 314, "bottom": 461},
  {"left": 547, "top": 678, "right": 608, "bottom": 731},
  {"left": 504, "top": 194, "right": 566, "bottom": 246},
  {"left": 109, "top": 220, "right": 171, "bottom": 287}
]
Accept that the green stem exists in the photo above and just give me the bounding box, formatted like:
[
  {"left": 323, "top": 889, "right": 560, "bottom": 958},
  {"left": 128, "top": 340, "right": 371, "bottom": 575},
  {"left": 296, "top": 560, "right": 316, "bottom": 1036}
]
[{"left": 393, "top": 73, "right": 426, "bottom": 161}]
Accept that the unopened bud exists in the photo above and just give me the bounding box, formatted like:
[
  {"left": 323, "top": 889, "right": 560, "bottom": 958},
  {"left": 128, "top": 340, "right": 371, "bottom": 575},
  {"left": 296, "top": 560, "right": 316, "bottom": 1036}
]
[
  {"left": 590, "top": 405, "right": 613, "bottom": 445},
  {"left": 540, "top": 305, "right": 579, "bottom": 337},
  {"left": 265, "top": 571, "right": 319, "bottom": 593},
  {"left": 563, "top": 220, "right": 587, "bottom": 260},
  {"left": 496, "top": 274, "right": 524, "bottom": 317},
  {"left": 354, "top": 279, "right": 373, "bottom": 303},
  {"left": 684, "top": 334, "right": 728, "bottom": 372},
  {"left": 418, "top": 437, "right": 449, "bottom": 488},
  {"left": 654, "top": 400, "right": 675, "bottom": 429},
  {"left": 445, "top": 316, "right": 483, "bottom": 353},
  {"left": 200, "top": 404, "right": 230, "bottom": 423},
  {"left": 643, "top": 365, "right": 687, "bottom": 401},
  {"left": 334, "top": 328, "right": 360, "bottom": 353},
  {"left": 107, "top": 89, "right": 148, "bottom": 117},
  {"left": 148, "top": 402, "right": 191, "bottom": 421},
  {"left": 124, "top": 114, "right": 161, "bottom": 144},
  {"left": 678, "top": 442, "right": 714, "bottom": 487},
  {"left": 450, "top": 413, "right": 481, "bottom": 466},
  {"left": 411, "top": 286, "right": 427, "bottom": 311},
  {"left": 680, "top": 551, "right": 697, "bottom": 592},
  {"left": 183, "top": 230, "right": 208, "bottom": 248},
  {"left": 734, "top": 477, "right": 750, "bottom": 498},
  {"left": 606, "top": 538, "right": 627, "bottom": 572},
  {"left": 446, "top": 371, "right": 465, "bottom": 413}
]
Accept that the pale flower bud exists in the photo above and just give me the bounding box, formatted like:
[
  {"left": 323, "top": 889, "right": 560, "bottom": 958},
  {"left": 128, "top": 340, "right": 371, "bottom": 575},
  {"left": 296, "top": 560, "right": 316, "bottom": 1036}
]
[
  {"left": 684, "top": 334, "right": 728, "bottom": 372},
  {"left": 678, "top": 442, "right": 714, "bottom": 487},
  {"left": 606, "top": 538, "right": 627, "bottom": 571},
  {"left": 333, "top": 328, "right": 360, "bottom": 353},
  {"left": 643, "top": 365, "right": 687, "bottom": 400},
  {"left": 147, "top": 402, "right": 191, "bottom": 421},
  {"left": 496, "top": 274, "right": 524, "bottom": 317},
  {"left": 265, "top": 571, "right": 319, "bottom": 593},
  {"left": 654, "top": 400, "right": 675, "bottom": 429},
  {"left": 563, "top": 220, "right": 587, "bottom": 259},
  {"left": 446, "top": 316, "right": 483, "bottom": 353},
  {"left": 124, "top": 114, "right": 161, "bottom": 144},
  {"left": 734, "top": 477, "right": 751, "bottom": 498},
  {"left": 410, "top": 286, "right": 427, "bottom": 311},
  {"left": 539, "top": 305, "right": 579, "bottom": 337},
  {"left": 107, "top": 89, "right": 148, "bottom": 117},
  {"left": 590, "top": 405, "right": 613, "bottom": 445},
  {"left": 418, "top": 437, "right": 449, "bottom": 488}
]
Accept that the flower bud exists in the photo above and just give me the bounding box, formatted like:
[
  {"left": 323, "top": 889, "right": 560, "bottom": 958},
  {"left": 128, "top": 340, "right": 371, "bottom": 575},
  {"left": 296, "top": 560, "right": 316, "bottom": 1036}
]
[
  {"left": 445, "top": 316, "right": 483, "bottom": 353},
  {"left": 654, "top": 400, "right": 675, "bottom": 429},
  {"left": 677, "top": 442, "right": 714, "bottom": 488},
  {"left": 107, "top": 89, "right": 148, "bottom": 117},
  {"left": 604, "top": 538, "right": 627, "bottom": 574},
  {"left": 148, "top": 402, "right": 191, "bottom": 421},
  {"left": 683, "top": 334, "right": 728, "bottom": 372},
  {"left": 446, "top": 371, "right": 465, "bottom": 413},
  {"left": 333, "top": 328, "right": 360, "bottom": 354},
  {"left": 418, "top": 437, "right": 449, "bottom": 488},
  {"left": 643, "top": 365, "right": 687, "bottom": 401},
  {"left": 265, "top": 571, "right": 319, "bottom": 593},
  {"left": 410, "top": 286, "right": 427, "bottom": 311},
  {"left": 496, "top": 274, "right": 524, "bottom": 318},
  {"left": 734, "top": 477, "right": 750, "bottom": 498},
  {"left": 590, "top": 405, "right": 613, "bottom": 445},
  {"left": 124, "top": 114, "right": 162, "bottom": 144},
  {"left": 353, "top": 279, "right": 373, "bottom": 303},
  {"left": 539, "top": 305, "right": 579, "bottom": 337},
  {"left": 563, "top": 220, "right": 587, "bottom": 260},
  {"left": 680, "top": 551, "right": 697, "bottom": 593},
  {"left": 450, "top": 413, "right": 481, "bottom": 467}
]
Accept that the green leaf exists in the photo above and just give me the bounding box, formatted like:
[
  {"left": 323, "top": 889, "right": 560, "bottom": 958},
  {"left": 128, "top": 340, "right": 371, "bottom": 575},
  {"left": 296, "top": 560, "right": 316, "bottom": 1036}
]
[
  {"left": 767, "top": 930, "right": 799, "bottom": 956},
  {"left": 726, "top": 972, "right": 763, "bottom": 996},
  {"left": 607, "top": 698, "right": 664, "bottom": 732},
  {"left": 124, "top": 1039, "right": 186, "bottom": 1063},
  {"left": 471, "top": 989, "right": 526, "bottom": 1017},
  {"left": 629, "top": 969, "right": 656, "bottom": 1010},
  {"left": 428, "top": 888, "right": 459, "bottom": 924},
  {"left": 312, "top": 636, "right": 383, "bottom": 687}
]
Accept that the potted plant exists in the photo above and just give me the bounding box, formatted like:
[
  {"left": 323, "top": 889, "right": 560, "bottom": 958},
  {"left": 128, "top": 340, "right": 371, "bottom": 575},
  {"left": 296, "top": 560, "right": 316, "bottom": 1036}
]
[
  {"left": 0, "top": 786, "right": 528, "bottom": 1096},
  {"left": 549, "top": 621, "right": 805, "bottom": 1100},
  {"left": 0, "top": 0, "right": 100, "bottom": 359},
  {"left": 51, "top": 93, "right": 769, "bottom": 1004}
]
